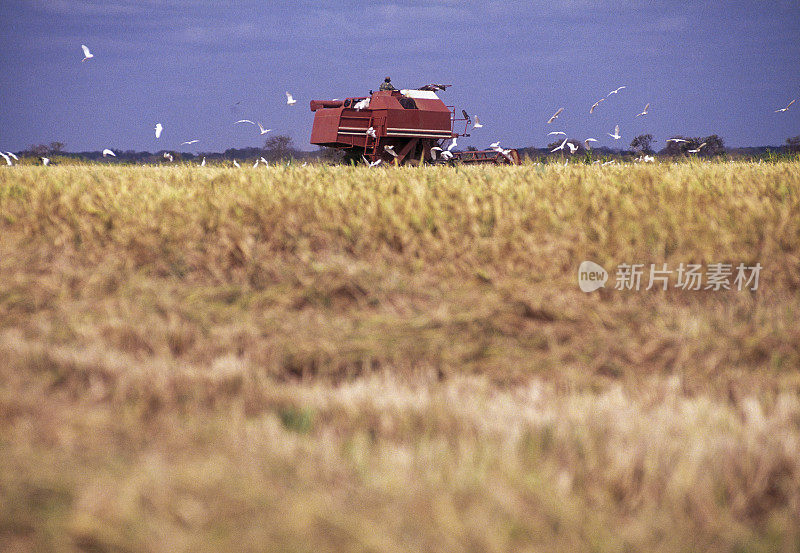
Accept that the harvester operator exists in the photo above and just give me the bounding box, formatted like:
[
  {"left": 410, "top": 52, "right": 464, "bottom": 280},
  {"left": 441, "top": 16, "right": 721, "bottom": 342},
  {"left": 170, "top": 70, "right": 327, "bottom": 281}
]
[{"left": 379, "top": 77, "right": 397, "bottom": 91}]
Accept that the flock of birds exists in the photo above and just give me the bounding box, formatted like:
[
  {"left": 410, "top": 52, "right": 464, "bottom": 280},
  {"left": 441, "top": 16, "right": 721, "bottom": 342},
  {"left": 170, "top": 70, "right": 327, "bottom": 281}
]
[
  {"left": 1, "top": 45, "right": 797, "bottom": 168},
  {"left": 0, "top": 45, "right": 301, "bottom": 168}
]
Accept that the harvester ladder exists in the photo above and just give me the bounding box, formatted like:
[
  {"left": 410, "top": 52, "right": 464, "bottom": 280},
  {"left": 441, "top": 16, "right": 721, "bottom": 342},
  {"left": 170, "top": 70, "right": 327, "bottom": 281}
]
[{"left": 364, "top": 113, "right": 379, "bottom": 158}]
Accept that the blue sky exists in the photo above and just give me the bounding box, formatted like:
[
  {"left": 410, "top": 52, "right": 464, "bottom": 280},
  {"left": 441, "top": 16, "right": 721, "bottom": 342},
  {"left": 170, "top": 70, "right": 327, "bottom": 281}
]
[{"left": 0, "top": 0, "right": 798, "bottom": 153}]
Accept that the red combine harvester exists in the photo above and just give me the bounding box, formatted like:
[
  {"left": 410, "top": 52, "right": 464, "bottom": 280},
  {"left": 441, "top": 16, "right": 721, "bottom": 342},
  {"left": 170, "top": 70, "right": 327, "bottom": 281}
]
[{"left": 309, "top": 85, "right": 519, "bottom": 165}]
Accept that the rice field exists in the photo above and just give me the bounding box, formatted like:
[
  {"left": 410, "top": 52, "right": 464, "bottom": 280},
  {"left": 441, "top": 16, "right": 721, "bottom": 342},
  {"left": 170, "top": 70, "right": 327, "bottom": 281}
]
[{"left": 1, "top": 162, "right": 799, "bottom": 552}]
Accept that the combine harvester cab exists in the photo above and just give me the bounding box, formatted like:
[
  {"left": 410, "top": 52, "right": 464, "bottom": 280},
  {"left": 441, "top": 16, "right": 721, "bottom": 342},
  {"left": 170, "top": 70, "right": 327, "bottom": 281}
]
[{"left": 310, "top": 88, "right": 519, "bottom": 165}]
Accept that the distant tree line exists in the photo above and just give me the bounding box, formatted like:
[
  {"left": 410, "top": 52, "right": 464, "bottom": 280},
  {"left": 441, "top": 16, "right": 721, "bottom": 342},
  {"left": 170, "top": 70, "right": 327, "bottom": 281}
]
[{"left": 11, "top": 133, "right": 800, "bottom": 165}]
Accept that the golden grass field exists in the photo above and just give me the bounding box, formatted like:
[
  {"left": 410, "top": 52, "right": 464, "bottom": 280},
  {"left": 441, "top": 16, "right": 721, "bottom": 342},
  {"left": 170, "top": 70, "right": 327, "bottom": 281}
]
[{"left": 1, "top": 162, "right": 799, "bottom": 552}]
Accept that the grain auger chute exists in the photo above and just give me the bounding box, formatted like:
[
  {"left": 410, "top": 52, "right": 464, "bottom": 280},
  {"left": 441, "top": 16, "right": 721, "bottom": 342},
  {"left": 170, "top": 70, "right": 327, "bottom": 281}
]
[{"left": 309, "top": 85, "right": 519, "bottom": 165}]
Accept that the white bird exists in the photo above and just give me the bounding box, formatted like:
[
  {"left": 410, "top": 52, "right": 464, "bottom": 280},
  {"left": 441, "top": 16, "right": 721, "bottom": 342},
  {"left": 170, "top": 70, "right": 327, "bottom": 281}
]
[
  {"left": 608, "top": 86, "right": 626, "bottom": 95},
  {"left": 81, "top": 44, "right": 93, "bottom": 62},
  {"left": 233, "top": 159, "right": 240, "bottom": 167},
  {"left": 551, "top": 137, "right": 568, "bottom": 153},
  {"left": 41, "top": 157, "right": 50, "bottom": 166},
  {"left": 472, "top": 115, "right": 483, "bottom": 129},
  {"left": 0, "top": 152, "right": 11, "bottom": 166},
  {"left": 666, "top": 138, "right": 688, "bottom": 143},
  {"left": 430, "top": 146, "right": 442, "bottom": 160},
  {"left": 286, "top": 92, "right": 297, "bottom": 105},
  {"left": 6, "top": 151, "right": 18, "bottom": 160},
  {"left": 590, "top": 98, "right": 605, "bottom": 114},
  {"left": 547, "top": 107, "right": 564, "bottom": 124},
  {"left": 566, "top": 141, "right": 578, "bottom": 154},
  {"left": 102, "top": 149, "right": 116, "bottom": 157},
  {"left": 608, "top": 124, "right": 621, "bottom": 140},
  {"left": 635, "top": 103, "right": 650, "bottom": 117},
  {"left": 163, "top": 152, "right": 173, "bottom": 162},
  {"left": 361, "top": 155, "right": 383, "bottom": 167},
  {"left": 235, "top": 119, "right": 256, "bottom": 126},
  {"left": 353, "top": 98, "right": 370, "bottom": 111},
  {"left": 154, "top": 123, "right": 163, "bottom": 139},
  {"left": 489, "top": 141, "right": 501, "bottom": 149},
  {"left": 260, "top": 157, "right": 269, "bottom": 166},
  {"left": 687, "top": 142, "right": 707, "bottom": 153},
  {"left": 253, "top": 160, "right": 260, "bottom": 168},
  {"left": 440, "top": 138, "right": 457, "bottom": 160},
  {"left": 366, "top": 126, "right": 377, "bottom": 139},
  {"left": 584, "top": 138, "right": 598, "bottom": 149},
  {"left": 602, "top": 160, "right": 616, "bottom": 166},
  {"left": 201, "top": 157, "right": 206, "bottom": 166},
  {"left": 256, "top": 122, "right": 271, "bottom": 135},
  {"left": 643, "top": 155, "right": 655, "bottom": 163},
  {"left": 181, "top": 140, "right": 199, "bottom": 145},
  {"left": 775, "top": 99, "right": 795, "bottom": 113},
  {"left": 384, "top": 145, "right": 397, "bottom": 158},
  {"left": 547, "top": 131, "right": 566, "bottom": 136}
]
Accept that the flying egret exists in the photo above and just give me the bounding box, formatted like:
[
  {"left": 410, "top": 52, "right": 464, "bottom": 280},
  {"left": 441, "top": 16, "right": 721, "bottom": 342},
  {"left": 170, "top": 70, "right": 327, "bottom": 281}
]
[
  {"left": 233, "top": 159, "right": 240, "bottom": 167},
  {"left": 155, "top": 123, "right": 163, "bottom": 139},
  {"left": 547, "top": 107, "right": 564, "bottom": 124},
  {"left": 666, "top": 138, "right": 688, "bottom": 143},
  {"left": 635, "top": 103, "right": 650, "bottom": 117},
  {"left": 775, "top": 99, "right": 796, "bottom": 113},
  {"left": 430, "top": 146, "right": 442, "bottom": 160},
  {"left": 384, "top": 145, "right": 398, "bottom": 158},
  {"left": 547, "top": 131, "right": 566, "bottom": 136},
  {"left": 257, "top": 122, "right": 271, "bottom": 135},
  {"left": 235, "top": 120, "right": 256, "bottom": 126},
  {"left": 584, "top": 138, "right": 598, "bottom": 149},
  {"left": 608, "top": 86, "right": 626, "bottom": 95},
  {"left": 590, "top": 98, "right": 605, "bottom": 114},
  {"left": 81, "top": 44, "right": 93, "bottom": 62},
  {"left": 6, "top": 152, "right": 18, "bottom": 161},
  {"left": 472, "top": 115, "right": 483, "bottom": 129},
  {"left": 687, "top": 142, "right": 707, "bottom": 153},
  {"left": 489, "top": 141, "right": 501, "bottom": 149},
  {"left": 566, "top": 142, "right": 578, "bottom": 154},
  {"left": 102, "top": 149, "right": 116, "bottom": 157},
  {"left": 181, "top": 140, "right": 199, "bottom": 145},
  {"left": 608, "top": 125, "right": 621, "bottom": 140},
  {"left": 551, "top": 137, "right": 568, "bottom": 152},
  {"left": 0, "top": 152, "right": 11, "bottom": 165},
  {"left": 163, "top": 152, "right": 173, "bottom": 162},
  {"left": 260, "top": 157, "right": 269, "bottom": 165},
  {"left": 286, "top": 92, "right": 297, "bottom": 105}
]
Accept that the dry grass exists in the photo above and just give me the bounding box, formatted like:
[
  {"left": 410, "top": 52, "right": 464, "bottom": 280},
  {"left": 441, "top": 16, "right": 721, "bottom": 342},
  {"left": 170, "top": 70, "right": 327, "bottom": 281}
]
[{"left": 1, "top": 162, "right": 799, "bottom": 552}]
